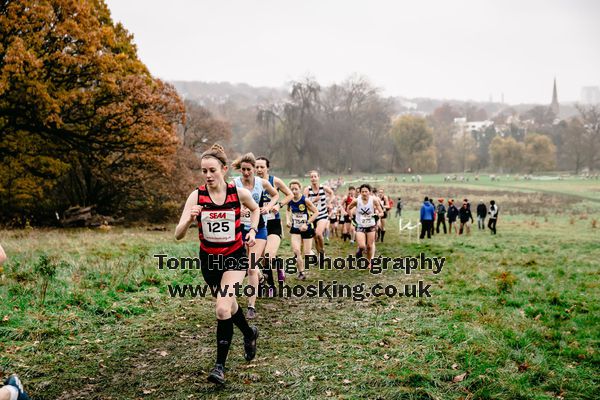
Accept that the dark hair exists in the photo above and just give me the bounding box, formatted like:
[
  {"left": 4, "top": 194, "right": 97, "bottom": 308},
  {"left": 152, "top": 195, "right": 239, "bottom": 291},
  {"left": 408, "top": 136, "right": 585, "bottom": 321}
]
[
  {"left": 348, "top": 186, "right": 356, "bottom": 191},
  {"left": 359, "top": 184, "right": 372, "bottom": 192},
  {"left": 256, "top": 156, "right": 270, "bottom": 168},
  {"left": 201, "top": 143, "right": 228, "bottom": 166},
  {"left": 424, "top": 196, "right": 429, "bottom": 202},
  {"left": 490, "top": 200, "right": 495, "bottom": 205}
]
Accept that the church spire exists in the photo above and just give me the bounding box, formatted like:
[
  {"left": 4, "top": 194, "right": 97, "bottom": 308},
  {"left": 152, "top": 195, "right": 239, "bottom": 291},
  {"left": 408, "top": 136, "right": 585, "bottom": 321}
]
[{"left": 550, "top": 77, "right": 559, "bottom": 116}]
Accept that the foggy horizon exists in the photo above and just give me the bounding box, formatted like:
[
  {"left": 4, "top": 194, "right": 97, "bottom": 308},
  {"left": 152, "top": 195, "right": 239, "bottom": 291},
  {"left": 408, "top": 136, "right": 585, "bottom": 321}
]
[{"left": 105, "top": 0, "right": 600, "bottom": 104}]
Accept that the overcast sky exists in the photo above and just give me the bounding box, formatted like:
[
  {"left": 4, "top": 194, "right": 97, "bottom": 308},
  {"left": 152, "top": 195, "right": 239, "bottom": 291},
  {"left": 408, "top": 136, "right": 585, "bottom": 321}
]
[{"left": 105, "top": 0, "right": 599, "bottom": 104}]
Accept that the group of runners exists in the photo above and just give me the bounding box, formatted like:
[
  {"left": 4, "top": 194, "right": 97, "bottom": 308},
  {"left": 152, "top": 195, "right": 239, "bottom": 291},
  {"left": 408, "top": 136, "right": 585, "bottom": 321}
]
[
  {"left": 174, "top": 144, "right": 394, "bottom": 385},
  {"left": 0, "top": 143, "right": 503, "bottom": 392}
]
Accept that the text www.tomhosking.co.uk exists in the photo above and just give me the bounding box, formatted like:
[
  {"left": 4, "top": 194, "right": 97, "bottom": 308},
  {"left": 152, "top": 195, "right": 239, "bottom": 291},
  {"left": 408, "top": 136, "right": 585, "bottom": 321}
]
[{"left": 155, "top": 252, "right": 445, "bottom": 301}]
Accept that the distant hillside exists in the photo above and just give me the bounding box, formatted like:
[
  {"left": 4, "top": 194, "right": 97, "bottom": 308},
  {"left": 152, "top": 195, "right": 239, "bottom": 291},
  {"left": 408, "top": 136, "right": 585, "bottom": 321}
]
[
  {"left": 170, "top": 81, "right": 580, "bottom": 119},
  {"left": 170, "top": 81, "right": 288, "bottom": 109}
]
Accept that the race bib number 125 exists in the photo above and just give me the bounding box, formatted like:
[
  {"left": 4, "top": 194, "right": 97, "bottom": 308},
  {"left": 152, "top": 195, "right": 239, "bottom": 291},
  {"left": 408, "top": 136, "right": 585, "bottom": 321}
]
[{"left": 201, "top": 210, "right": 235, "bottom": 242}]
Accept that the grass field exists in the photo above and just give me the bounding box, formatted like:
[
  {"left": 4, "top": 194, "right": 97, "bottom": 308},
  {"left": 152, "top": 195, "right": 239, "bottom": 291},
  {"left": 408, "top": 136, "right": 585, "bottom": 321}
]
[{"left": 1, "top": 178, "right": 599, "bottom": 399}]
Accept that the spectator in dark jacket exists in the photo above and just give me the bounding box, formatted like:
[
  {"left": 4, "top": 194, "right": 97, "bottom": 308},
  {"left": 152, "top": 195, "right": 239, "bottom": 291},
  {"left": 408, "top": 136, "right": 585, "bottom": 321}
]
[
  {"left": 396, "top": 197, "right": 402, "bottom": 217},
  {"left": 488, "top": 200, "right": 499, "bottom": 234},
  {"left": 476, "top": 200, "right": 487, "bottom": 230},
  {"left": 436, "top": 198, "right": 447, "bottom": 234},
  {"left": 458, "top": 201, "right": 474, "bottom": 235},
  {"left": 429, "top": 198, "right": 436, "bottom": 236},
  {"left": 447, "top": 199, "right": 459, "bottom": 235},
  {"left": 419, "top": 197, "right": 434, "bottom": 239}
]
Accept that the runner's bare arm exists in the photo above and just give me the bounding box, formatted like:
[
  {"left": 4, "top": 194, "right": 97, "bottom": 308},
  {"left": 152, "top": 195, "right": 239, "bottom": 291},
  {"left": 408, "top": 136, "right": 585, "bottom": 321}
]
[
  {"left": 261, "top": 180, "right": 279, "bottom": 213},
  {"left": 274, "top": 177, "right": 292, "bottom": 197},
  {"left": 324, "top": 186, "right": 335, "bottom": 207},
  {"left": 279, "top": 193, "right": 294, "bottom": 207},
  {"left": 273, "top": 177, "right": 292, "bottom": 213},
  {"left": 374, "top": 196, "right": 384, "bottom": 217},
  {"left": 0, "top": 243, "right": 6, "bottom": 265},
  {"left": 286, "top": 204, "right": 292, "bottom": 227},
  {"left": 238, "top": 187, "right": 260, "bottom": 228},
  {"left": 175, "top": 190, "right": 200, "bottom": 240},
  {"left": 305, "top": 198, "right": 320, "bottom": 225},
  {"left": 346, "top": 199, "right": 358, "bottom": 213}
]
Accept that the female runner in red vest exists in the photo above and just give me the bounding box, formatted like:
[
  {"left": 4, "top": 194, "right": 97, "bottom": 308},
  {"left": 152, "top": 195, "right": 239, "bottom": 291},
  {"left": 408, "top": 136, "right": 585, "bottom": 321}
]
[{"left": 175, "top": 144, "right": 260, "bottom": 385}]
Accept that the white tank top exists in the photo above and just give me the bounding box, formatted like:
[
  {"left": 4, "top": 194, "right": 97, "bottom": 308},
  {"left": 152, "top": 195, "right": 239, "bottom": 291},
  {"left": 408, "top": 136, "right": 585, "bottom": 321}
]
[
  {"left": 356, "top": 196, "right": 375, "bottom": 228},
  {"left": 234, "top": 176, "right": 263, "bottom": 228}
]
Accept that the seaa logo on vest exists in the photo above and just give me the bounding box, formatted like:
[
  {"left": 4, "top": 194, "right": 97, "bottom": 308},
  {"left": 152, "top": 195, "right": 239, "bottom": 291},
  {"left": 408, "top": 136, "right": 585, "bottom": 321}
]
[{"left": 209, "top": 212, "right": 227, "bottom": 219}]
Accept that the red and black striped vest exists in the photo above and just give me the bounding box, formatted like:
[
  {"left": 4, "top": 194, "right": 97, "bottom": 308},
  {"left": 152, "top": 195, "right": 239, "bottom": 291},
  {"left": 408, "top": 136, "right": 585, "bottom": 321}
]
[{"left": 197, "top": 182, "right": 243, "bottom": 255}]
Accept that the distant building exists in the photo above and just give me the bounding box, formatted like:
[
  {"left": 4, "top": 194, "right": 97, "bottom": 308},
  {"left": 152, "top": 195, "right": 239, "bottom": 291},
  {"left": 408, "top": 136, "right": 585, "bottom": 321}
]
[
  {"left": 580, "top": 86, "right": 600, "bottom": 104},
  {"left": 453, "top": 117, "right": 494, "bottom": 140},
  {"left": 465, "top": 120, "right": 494, "bottom": 132},
  {"left": 550, "top": 78, "right": 559, "bottom": 116}
]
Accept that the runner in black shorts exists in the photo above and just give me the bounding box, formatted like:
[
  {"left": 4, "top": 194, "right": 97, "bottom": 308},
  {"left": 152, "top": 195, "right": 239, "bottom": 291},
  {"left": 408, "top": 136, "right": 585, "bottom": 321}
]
[
  {"left": 175, "top": 144, "right": 260, "bottom": 385},
  {"left": 282, "top": 179, "right": 319, "bottom": 280},
  {"left": 346, "top": 184, "right": 384, "bottom": 268},
  {"left": 256, "top": 157, "right": 292, "bottom": 285},
  {"left": 342, "top": 186, "right": 356, "bottom": 243},
  {"left": 304, "top": 170, "right": 334, "bottom": 256},
  {"left": 376, "top": 188, "right": 390, "bottom": 242}
]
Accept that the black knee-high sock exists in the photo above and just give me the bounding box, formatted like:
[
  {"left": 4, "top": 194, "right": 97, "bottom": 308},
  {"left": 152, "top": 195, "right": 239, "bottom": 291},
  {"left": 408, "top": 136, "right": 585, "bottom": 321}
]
[
  {"left": 216, "top": 318, "right": 233, "bottom": 366},
  {"left": 380, "top": 230, "right": 385, "bottom": 242},
  {"left": 263, "top": 267, "right": 275, "bottom": 287},
  {"left": 231, "top": 306, "right": 253, "bottom": 338}
]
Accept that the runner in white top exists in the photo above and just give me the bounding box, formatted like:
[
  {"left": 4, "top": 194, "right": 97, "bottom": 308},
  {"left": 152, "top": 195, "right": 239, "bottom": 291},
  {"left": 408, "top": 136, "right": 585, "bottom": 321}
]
[
  {"left": 232, "top": 153, "right": 278, "bottom": 319},
  {"left": 304, "top": 170, "right": 334, "bottom": 258},
  {"left": 346, "top": 183, "right": 384, "bottom": 268}
]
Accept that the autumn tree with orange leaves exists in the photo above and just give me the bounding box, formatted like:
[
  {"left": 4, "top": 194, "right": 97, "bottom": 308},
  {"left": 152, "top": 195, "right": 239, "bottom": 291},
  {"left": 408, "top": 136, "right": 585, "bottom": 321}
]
[{"left": 0, "top": 0, "right": 200, "bottom": 224}]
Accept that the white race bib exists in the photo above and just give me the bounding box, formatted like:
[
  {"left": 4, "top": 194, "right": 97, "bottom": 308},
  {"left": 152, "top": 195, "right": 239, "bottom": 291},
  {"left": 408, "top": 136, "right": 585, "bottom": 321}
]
[
  {"left": 292, "top": 213, "right": 308, "bottom": 229},
  {"left": 240, "top": 207, "right": 252, "bottom": 227},
  {"left": 263, "top": 211, "right": 276, "bottom": 221},
  {"left": 359, "top": 213, "right": 375, "bottom": 227},
  {"left": 200, "top": 210, "right": 235, "bottom": 242}
]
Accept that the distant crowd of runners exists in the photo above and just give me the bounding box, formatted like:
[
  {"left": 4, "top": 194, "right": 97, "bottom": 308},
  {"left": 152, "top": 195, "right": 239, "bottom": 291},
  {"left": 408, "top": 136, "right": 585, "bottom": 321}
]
[{"left": 172, "top": 144, "right": 505, "bottom": 384}]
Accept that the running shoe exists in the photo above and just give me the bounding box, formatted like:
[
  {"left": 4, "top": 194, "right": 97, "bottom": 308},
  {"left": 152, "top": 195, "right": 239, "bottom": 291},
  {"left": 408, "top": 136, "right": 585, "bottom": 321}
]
[
  {"left": 277, "top": 267, "right": 285, "bottom": 282},
  {"left": 3, "top": 375, "right": 30, "bottom": 400},
  {"left": 207, "top": 364, "right": 225, "bottom": 385},
  {"left": 243, "top": 326, "right": 259, "bottom": 361},
  {"left": 247, "top": 306, "right": 256, "bottom": 319}
]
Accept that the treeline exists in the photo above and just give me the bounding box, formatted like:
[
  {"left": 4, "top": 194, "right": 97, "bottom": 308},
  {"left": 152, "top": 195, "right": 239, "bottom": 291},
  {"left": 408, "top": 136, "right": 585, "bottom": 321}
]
[
  {"left": 246, "top": 76, "right": 394, "bottom": 174},
  {"left": 0, "top": 0, "right": 227, "bottom": 225},
  {"left": 241, "top": 78, "right": 599, "bottom": 175},
  {"left": 427, "top": 102, "right": 600, "bottom": 174}
]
